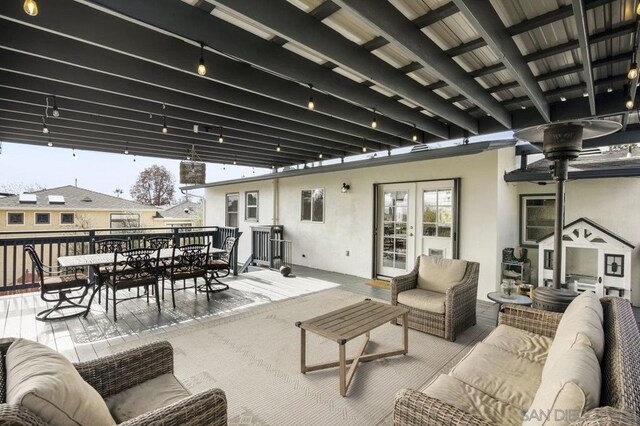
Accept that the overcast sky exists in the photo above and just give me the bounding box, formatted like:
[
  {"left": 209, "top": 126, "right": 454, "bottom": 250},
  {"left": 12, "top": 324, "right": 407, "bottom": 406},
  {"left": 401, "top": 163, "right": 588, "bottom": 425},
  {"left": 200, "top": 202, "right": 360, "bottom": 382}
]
[{"left": 0, "top": 142, "right": 269, "bottom": 199}]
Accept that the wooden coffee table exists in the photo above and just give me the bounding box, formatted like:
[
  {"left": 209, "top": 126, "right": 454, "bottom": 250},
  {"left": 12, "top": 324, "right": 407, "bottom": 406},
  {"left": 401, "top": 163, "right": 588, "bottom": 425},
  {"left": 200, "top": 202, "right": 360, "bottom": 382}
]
[{"left": 295, "top": 298, "right": 409, "bottom": 397}]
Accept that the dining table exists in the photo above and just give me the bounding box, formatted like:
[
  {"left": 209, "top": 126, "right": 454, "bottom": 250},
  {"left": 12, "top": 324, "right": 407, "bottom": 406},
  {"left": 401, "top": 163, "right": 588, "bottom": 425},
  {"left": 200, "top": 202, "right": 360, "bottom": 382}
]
[{"left": 57, "top": 247, "right": 226, "bottom": 316}]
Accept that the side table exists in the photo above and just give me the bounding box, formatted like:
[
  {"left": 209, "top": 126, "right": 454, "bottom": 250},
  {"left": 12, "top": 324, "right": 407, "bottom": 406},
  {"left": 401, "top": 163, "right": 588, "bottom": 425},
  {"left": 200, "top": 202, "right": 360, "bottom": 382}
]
[{"left": 486, "top": 291, "right": 532, "bottom": 325}]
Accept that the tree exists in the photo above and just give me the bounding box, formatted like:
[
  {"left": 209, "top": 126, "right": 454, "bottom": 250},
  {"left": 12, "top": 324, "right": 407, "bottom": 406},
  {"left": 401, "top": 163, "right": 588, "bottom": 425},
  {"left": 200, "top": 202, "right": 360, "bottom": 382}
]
[
  {"left": 130, "top": 165, "right": 176, "bottom": 206},
  {"left": 0, "top": 182, "right": 45, "bottom": 194}
]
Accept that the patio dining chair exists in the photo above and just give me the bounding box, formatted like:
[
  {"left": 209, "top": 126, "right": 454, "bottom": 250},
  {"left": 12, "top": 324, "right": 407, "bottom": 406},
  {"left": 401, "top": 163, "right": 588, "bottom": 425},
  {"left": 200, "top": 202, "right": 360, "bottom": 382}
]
[
  {"left": 164, "top": 243, "right": 210, "bottom": 308},
  {"left": 104, "top": 248, "right": 161, "bottom": 322},
  {"left": 143, "top": 235, "right": 174, "bottom": 249},
  {"left": 24, "top": 245, "right": 90, "bottom": 321},
  {"left": 202, "top": 236, "right": 239, "bottom": 293},
  {"left": 92, "top": 238, "right": 130, "bottom": 303}
]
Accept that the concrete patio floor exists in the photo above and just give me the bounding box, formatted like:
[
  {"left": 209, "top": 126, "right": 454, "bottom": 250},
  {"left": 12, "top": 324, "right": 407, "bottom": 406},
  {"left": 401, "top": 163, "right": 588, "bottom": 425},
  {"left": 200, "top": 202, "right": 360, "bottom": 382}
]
[{"left": 0, "top": 265, "right": 497, "bottom": 363}]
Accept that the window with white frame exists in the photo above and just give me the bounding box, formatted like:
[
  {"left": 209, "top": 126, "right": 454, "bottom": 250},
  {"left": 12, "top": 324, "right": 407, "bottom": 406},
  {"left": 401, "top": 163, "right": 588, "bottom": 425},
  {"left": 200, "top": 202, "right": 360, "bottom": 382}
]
[
  {"left": 226, "top": 193, "right": 239, "bottom": 227},
  {"left": 245, "top": 191, "right": 259, "bottom": 221},
  {"left": 60, "top": 213, "right": 75, "bottom": 225},
  {"left": 7, "top": 212, "right": 24, "bottom": 225},
  {"left": 35, "top": 212, "right": 50, "bottom": 225},
  {"left": 520, "top": 194, "right": 556, "bottom": 246},
  {"left": 301, "top": 189, "right": 324, "bottom": 222},
  {"left": 110, "top": 213, "right": 140, "bottom": 229}
]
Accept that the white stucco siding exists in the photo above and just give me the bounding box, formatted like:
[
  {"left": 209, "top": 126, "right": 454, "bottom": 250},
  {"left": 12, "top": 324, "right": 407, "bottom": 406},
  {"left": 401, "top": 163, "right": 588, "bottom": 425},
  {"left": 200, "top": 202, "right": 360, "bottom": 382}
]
[
  {"left": 205, "top": 148, "right": 517, "bottom": 301},
  {"left": 517, "top": 178, "right": 640, "bottom": 305}
]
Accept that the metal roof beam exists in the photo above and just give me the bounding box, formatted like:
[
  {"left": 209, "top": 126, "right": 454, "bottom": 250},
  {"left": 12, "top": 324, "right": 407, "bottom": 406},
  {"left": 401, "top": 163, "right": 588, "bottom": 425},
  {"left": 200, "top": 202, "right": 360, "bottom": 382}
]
[
  {"left": 413, "top": 3, "right": 458, "bottom": 28},
  {"left": 453, "top": 0, "right": 550, "bottom": 122},
  {"left": 572, "top": 0, "right": 596, "bottom": 116},
  {"left": 206, "top": 0, "right": 479, "bottom": 133},
  {"left": 310, "top": 1, "right": 340, "bottom": 20},
  {"left": 86, "top": 0, "right": 451, "bottom": 139},
  {"left": 333, "top": 0, "right": 511, "bottom": 128}
]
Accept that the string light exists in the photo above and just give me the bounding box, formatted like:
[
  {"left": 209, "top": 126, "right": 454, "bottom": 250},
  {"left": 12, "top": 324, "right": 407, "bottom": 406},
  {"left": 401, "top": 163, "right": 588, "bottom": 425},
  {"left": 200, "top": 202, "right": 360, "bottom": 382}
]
[
  {"left": 42, "top": 117, "right": 49, "bottom": 134},
  {"left": 133, "top": 155, "right": 137, "bottom": 163},
  {"left": 362, "top": 139, "right": 367, "bottom": 153},
  {"left": 72, "top": 148, "right": 77, "bottom": 159},
  {"left": 233, "top": 158, "right": 237, "bottom": 165},
  {"left": 628, "top": 62, "right": 638, "bottom": 80},
  {"left": 51, "top": 96, "right": 60, "bottom": 117},
  {"left": 626, "top": 98, "right": 634, "bottom": 110},
  {"left": 23, "top": 0, "right": 38, "bottom": 16},
  {"left": 218, "top": 127, "right": 223, "bottom": 143},
  {"left": 124, "top": 143, "right": 129, "bottom": 155},
  {"left": 271, "top": 164, "right": 275, "bottom": 169},
  {"left": 162, "top": 116, "right": 168, "bottom": 134},
  {"left": 197, "top": 42, "right": 207, "bottom": 76},
  {"left": 47, "top": 137, "right": 52, "bottom": 147},
  {"left": 560, "top": 96, "right": 567, "bottom": 102},
  {"left": 411, "top": 125, "right": 418, "bottom": 142},
  {"left": 318, "top": 152, "right": 323, "bottom": 159},
  {"left": 276, "top": 143, "right": 281, "bottom": 152},
  {"left": 307, "top": 84, "right": 315, "bottom": 110},
  {"left": 371, "top": 108, "right": 377, "bottom": 128}
]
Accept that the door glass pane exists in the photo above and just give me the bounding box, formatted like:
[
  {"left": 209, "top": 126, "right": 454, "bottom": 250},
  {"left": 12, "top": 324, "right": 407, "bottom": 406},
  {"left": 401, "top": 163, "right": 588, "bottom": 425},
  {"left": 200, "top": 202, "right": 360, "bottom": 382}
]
[
  {"left": 395, "top": 255, "right": 406, "bottom": 270},
  {"left": 395, "top": 223, "right": 406, "bottom": 236},
  {"left": 395, "top": 238, "right": 407, "bottom": 253},
  {"left": 382, "top": 190, "right": 409, "bottom": 270},
  {"left": 423, "top": 189, "right": 453, "bottom": 238},
  {"left": 312, "top": 189, "right": 324, "bottom": 222},
  {"left": 438, "top": 225, "right": 451, "bottom": 238},
  {"left": 383, "top": 252, "right": 394, "bottom": 267},
  {"left": 423, "top": 224, "right": 436, "bottom": 236}
]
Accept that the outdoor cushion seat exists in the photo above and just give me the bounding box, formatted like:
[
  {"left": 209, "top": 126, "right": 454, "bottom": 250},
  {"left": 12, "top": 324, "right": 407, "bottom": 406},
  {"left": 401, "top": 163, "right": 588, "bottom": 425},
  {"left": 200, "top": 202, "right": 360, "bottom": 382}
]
[
  {"left": 42, "top": 273, "right": 88, "bottom": 289},
  {"left": 205, "top": 259, "right": 230, "bottom": 270},
  {"left": 105, "top": 373, "right": 191, "bottom": 423},
  {"left": 5, "top": 338, "right": 115, "bottom": 425},
  {"left": 450, "top": 342, "right": 543, "bottom": 410},
  {"left": 483, "top": 324, "right": 553, "bottom": 364},
  {"left": 421, "top": 374, "right": 523, "bottom": 426},
  {"left": 396, "top": 288, "right": 446, "bottom": 314},
  {"left": 416, "top": 256, "right": 467, "bottom": 293}
]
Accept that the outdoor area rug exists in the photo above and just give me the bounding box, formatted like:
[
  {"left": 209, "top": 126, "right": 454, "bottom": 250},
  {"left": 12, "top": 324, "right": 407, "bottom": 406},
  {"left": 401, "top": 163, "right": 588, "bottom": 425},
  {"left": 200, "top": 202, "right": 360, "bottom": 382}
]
[
  {"left": 366, "top": 279, "right": 391, "bottom": 289},
  {"left": 108, "top": 288, "right": 492, "bottom": 426}
]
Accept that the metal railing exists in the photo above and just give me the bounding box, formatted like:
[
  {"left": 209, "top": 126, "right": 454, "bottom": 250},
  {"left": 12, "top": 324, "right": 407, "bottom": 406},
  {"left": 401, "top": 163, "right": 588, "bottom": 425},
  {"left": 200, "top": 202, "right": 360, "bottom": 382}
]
[
  {"left": 0, "top": 225, "right": 241, "bottom": 293},
  {"left": 250, "top": 225, "right": 286, "bottom": 269}
]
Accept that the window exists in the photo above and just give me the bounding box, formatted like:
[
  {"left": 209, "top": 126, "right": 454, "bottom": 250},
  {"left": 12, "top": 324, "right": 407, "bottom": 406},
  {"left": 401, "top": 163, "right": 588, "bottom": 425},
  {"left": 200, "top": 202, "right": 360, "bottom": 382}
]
[
  {"left": 35, "top": 212, "right": 50, "bottom": 225},
  {"left": 226, "top": 193, "right": 239, "bottom": 227},
  {"left": 605, "top": 254, "right": 624, "bottom": 277},
  {"left": 301, "top": 189, "right": 324, "bottom": 222},
  {"left": 60, "top": 213, "right": 75, "bottom": 225},
  {"left": 544, "top": 250, "right": 554, "bottom": 270},
  {"left": 422, "top": 189, "right": 452, "bottom": 237},
  {"left": 245, "top": 191, "right": 259, "bottom": 221},
  {"left": 520, "top": 194, "right": 555, "bottom": 246},
  {"left": 110, "top": 213, "right": 140, "bottom": 229},
  {"left": 7, "top": 212, "right": 24, "bottom": 225}
]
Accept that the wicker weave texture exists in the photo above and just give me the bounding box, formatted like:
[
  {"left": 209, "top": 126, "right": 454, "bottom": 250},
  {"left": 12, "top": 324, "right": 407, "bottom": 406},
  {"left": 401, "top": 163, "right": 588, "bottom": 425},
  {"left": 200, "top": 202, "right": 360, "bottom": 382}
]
[
  {"left": 0, "top": 339, "right": 227, "bottom": 426},
  {"left": 498, "top": 304, "right": 563, "bottom": 338},
  {"left": 391, "top": 258, "right": 479, "bottom": 342},
  {"left": 393, "top": 389, "right": 491, "bottom": 426}
]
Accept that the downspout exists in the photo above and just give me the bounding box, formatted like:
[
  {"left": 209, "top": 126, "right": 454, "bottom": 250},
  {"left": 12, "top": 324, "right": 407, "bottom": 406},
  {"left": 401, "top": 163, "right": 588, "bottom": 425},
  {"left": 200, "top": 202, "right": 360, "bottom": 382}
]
[{"left": 272, "top": 178, "right": 279, "bottom": 225}]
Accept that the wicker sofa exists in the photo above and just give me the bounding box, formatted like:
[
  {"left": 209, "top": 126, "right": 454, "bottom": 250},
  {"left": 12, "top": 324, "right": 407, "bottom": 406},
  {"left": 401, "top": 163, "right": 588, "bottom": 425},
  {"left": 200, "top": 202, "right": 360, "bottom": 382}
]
[
  {"left": 393, "top": 293, "right": 640, "bottom": 425},
  {"left": 391, "top": 256, "right": 479, "bottom": 342},
  {"left": 0, "top": 339, "right": 227, "bottom": 425}
]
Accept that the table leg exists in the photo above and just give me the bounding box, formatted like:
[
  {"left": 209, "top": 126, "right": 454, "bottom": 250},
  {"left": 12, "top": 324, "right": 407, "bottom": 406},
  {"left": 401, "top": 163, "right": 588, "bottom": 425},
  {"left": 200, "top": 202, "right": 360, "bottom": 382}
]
[
  {"left": 402, "top": 313, "right": 409, "bottom": 354},
  {"left": 339, "top": 343, "right": 346, "bottom": 397},
  {"left": 495, "top": 302, "right": 502, "bottom": 326},
  {"left": 300, "top": 328, "right": 306, "bottom": 374},
  {"left": 82, "top": 267, "right": 102, "bottom": 318}
]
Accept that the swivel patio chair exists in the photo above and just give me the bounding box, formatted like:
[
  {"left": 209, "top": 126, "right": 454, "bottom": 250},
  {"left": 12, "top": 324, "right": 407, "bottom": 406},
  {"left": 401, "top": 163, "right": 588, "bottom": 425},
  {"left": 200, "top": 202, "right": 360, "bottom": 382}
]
[
  {"left": 24, "top": 245, "right": 90, "bottom": 321},
  {"left": 391, "top": 255, "right": 479, "bottom": 342},
  {"left": 103, "top": 248, "right": 161, "bottom": 322},
  {"left": 202, "top": 236, "right": 239, "bottom": 293},
  {"left": 164, "top": 243, "right": 210, "bottom": 308}
]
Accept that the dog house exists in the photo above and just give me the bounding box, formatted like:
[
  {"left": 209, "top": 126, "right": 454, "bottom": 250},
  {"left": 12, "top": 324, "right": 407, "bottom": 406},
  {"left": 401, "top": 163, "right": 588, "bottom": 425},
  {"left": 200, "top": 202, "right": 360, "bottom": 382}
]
[{"left": 538, "top": 218, "right": 634, "bottom": 300}]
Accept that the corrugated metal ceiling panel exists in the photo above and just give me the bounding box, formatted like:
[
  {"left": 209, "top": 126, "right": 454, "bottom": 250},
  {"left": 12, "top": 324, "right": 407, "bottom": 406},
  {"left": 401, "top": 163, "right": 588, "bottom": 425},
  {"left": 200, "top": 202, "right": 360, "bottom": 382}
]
[
  {"left": 371, "top": 43, "right": 415, "bottom": 69},
  {"left": 387, "top": 0, "right": 444, "bottom": 21},
  {"left": 287, "top": 0, "right": 325, "bottom": 12},
  {"left": 322, "top": 8, "right": 378, "bottom": 45},
  {"left": 210, "top": 4, "right": 276, "bottom": 40}
]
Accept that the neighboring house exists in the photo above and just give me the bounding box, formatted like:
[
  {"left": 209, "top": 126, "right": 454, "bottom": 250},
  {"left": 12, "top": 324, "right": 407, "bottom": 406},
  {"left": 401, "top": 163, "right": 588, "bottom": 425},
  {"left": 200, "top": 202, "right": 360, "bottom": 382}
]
[
  {"left": 0, "top": 185, "right": 158, "bottom": 231},
  {"left": 154, "top": 200, "right": 202, "bottom": 229},
  {"left": 192, "top": 143, "right": 640, "bottom": 306}
]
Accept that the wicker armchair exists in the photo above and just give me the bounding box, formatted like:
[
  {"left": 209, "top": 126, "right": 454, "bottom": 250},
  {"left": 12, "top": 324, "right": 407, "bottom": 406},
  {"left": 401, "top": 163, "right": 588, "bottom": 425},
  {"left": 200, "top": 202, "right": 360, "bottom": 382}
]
[
  {"left": 391, "top": 256, "right": 479, "bottom": 342},
  {"left": 0, "top": 338, "right": 227, "bottom": 426}
]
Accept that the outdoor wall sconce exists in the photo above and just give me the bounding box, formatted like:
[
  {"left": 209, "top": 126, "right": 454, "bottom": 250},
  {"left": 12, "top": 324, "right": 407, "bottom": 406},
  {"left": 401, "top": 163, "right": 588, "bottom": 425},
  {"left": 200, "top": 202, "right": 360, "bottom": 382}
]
[{"left": 341, "top": 183, "right": 350, "bottom": 193}]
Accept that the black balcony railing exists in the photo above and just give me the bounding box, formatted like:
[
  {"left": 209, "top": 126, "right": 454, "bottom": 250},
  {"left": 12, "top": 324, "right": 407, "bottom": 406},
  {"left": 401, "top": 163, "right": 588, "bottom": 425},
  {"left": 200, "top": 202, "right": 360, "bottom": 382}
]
[{"left": 0, "top": 225, "right": 241, "bottom": 293}]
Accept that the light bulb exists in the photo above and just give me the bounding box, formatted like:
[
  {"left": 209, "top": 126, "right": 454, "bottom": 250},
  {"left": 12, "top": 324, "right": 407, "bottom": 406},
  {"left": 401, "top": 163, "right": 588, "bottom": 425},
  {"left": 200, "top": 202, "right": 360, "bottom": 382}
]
[
  {"left": 318, "top": 152, "right": 323, "bottom": 159},
  {"left": 560, "top": 96, "right": 567, "bottom": 102},
  {"left": 162, "top": 126, "right": 168, "bottom": 134},
  {"left": 162, "top": 116, "right": 168, "bottom": 134},
  {"left": 371, "top": 118, "right": 377, "bottom": 128},
  {"left": 47, "top": 141, "right": 53, "bottom": 147},
  {"left": 362, "top": 146, "right": 367, "bottom": 153},
  {"left": 271, "top": 164, "right": 275, "bottom": 169},
  {"left": 276, "top": 144, "right": 281, "bottom": 152},
  {"left": 133, "top": 155, "right": 137, "bottom": 163},
  {"left": 308, "top": 96, "right": 314, "bottom": 110},
  {"left": 411, "top": 126, "right": 418, "bottom": 142},
  {"left": 197, "top": 60, "right": 207, "bottom": 76},
  {"left": 23, "top": 0, "right": 38, "bottom": 16},
  {"left": 72, "top": 150, "right": 77, "bottom": 159},
  {"left": 626, "top": 98, "right": 634, "bottom": 110},
  {"left": 628, "top": 62, "right": 638, "bottom": 80},
  {"left": 124, "top": 149, "right": 129, "bottom": 155},
  {"left": 233, "top": 160, "right": 237, "bottom": 165},
  {"left": 218, "top": 135, "right": 223, "bottom": 143},
  {"left": 42, "top": 124, "right": 49, "bottom": 134}
]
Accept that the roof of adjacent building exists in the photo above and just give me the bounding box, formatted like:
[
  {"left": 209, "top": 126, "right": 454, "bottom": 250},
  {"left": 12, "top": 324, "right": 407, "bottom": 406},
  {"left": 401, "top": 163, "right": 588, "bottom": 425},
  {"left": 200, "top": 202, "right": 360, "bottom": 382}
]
[
  {"left": 156, "top": 200, "right": 201, "bottom": 219},
  {"left": 0, "top": 185, "right": 157, "bottom": 210},
  {"left": 504, "top": 149, "right": 640, "bottom": 182}
]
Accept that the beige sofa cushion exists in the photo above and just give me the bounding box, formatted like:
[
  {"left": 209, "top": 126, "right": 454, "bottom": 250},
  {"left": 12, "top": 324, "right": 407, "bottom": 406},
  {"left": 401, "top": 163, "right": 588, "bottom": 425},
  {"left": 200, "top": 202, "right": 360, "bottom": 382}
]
[
  {"left": 523, "top": 340, "right": 601, "bottom": 426},
  {"left": 104, "top": 373, "right": 191, "bottom": 423},
  {"left": 563, "top": 291, "right": 603, "bottom": 323},
  {"left": 543, "top": 300, "right": 604, "bottom": 378},
  {"left": 416, "top": 255, "right": 467, "bottom": 293},
  {"left": 422, "top": 374, "right": 523, "bottom": 426},
  {"left": 6, "top": 338, "right": 115, "bottom": 426},
  {"left": 397, "top": 288, "right": 446, "bottom": 314},
  {"left": 450, "top": 342, "right": 543, "bottom": 410},
  {"left": 483, "top": 325, "right": 553, "bottom": 365}
]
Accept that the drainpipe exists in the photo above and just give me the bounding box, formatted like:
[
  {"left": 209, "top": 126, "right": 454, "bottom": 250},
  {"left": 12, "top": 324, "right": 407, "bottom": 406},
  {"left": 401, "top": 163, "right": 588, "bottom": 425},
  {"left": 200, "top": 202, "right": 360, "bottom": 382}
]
[
  {"left": 272, "top": 178, "right": 279, "bottom": 225},
  {"left": 180, "top": 189, "right": 206, "bottom": 227}
]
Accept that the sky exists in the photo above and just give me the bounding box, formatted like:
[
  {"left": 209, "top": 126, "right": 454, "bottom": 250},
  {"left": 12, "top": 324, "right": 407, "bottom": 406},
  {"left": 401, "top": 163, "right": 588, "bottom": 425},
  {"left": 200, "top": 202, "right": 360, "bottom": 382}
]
[{"left": 0, "top": 131, "right": 514, "bottom": 200}]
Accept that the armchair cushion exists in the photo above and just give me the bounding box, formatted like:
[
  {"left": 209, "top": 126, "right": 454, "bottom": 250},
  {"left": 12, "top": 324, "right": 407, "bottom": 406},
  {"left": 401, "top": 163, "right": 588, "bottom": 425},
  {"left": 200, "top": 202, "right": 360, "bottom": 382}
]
[
  {"left": 416, "top": 256, "right": 467, "bottom": 293},
  {"left": 397, "top": 289, "right": 446, "bottom": 314},
  {"left": 5, "top": 339, "right": 115, "bottom": 426},
  {"left": 421, "top": 374, "right": 523, "bottom": 426},
  {"left": 105, "top": 374, "right": 191, "bottom": 423}
]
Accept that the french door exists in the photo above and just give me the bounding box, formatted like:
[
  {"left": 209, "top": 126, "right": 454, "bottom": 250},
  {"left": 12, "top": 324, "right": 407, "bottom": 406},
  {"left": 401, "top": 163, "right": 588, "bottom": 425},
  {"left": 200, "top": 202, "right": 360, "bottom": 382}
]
[{"left": 376, "top": 179, "right": 459, "bottom": 278}]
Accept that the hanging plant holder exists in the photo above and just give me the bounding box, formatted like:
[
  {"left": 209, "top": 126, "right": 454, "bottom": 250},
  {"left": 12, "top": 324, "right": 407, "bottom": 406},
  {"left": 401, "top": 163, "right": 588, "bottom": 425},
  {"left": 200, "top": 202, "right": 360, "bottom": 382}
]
[{"left": 179, "top": 145, "right": 206, "bottom": 185}]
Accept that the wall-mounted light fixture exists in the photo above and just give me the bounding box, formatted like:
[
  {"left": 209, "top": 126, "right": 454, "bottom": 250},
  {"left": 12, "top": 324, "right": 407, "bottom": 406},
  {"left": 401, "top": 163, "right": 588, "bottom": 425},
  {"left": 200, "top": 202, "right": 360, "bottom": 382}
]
[{"left": 341, "top": 183, "right": 350, "bottom": 193}]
